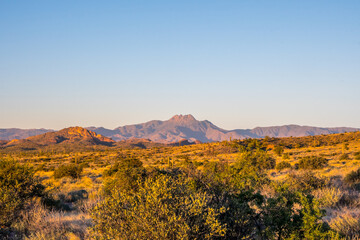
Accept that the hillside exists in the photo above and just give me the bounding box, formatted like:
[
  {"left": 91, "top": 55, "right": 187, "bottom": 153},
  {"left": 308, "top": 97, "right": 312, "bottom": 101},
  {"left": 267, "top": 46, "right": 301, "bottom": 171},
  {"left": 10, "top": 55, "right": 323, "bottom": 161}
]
[{"left": 4, "top": 127, "right": 115, "bottom": 150}]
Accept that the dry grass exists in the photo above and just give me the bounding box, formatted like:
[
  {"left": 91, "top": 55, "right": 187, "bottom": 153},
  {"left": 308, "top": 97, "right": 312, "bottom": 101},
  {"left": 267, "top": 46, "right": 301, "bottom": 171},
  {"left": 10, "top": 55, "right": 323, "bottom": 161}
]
[
  {"left": 15, "top": 201, "right": 93, "bottom": 240},
  {"left": 325, "top": 208, "right": 360, "bottom": 239}
]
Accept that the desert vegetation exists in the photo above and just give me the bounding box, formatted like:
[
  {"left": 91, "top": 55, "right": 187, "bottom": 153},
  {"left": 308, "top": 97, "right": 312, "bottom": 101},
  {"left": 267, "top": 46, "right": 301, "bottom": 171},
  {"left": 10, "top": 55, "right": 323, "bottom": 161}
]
[{"left": 1, "top": 131, "right": 360, "bottom": 239}]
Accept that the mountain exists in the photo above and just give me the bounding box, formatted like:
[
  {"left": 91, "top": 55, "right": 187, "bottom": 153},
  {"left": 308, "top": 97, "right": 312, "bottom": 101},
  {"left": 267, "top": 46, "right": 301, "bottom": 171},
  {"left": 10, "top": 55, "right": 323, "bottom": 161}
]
[
  {"left": 4, "top": 127, "right": 115, "bottom": 148},
  {"left": 88, "top": 115, "right": 359, "bottom": 143},
  {"left": 0, "top": 128, "right": 53, "bottom": 140},
  {"left": 89, "top": 114, "right": 234, "bottom": 142},
  {"left": 1, "top": 115, "right": 359, "bottom": 143}
]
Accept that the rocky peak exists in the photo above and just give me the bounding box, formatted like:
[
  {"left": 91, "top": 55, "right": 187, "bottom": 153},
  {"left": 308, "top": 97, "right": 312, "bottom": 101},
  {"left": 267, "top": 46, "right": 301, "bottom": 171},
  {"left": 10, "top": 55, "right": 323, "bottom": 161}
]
[{"left": 169, "top": 114, "right": 197, "bottom": 123}]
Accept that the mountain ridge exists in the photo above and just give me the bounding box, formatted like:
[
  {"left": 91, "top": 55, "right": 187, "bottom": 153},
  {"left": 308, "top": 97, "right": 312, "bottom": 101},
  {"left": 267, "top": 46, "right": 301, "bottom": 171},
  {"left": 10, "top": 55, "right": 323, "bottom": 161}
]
[
  {"left": 4, "top": 126, "right": 115, "bottom": 148},
  {"left": 1, "top": 115, "right": 359, "bottom": 143}
]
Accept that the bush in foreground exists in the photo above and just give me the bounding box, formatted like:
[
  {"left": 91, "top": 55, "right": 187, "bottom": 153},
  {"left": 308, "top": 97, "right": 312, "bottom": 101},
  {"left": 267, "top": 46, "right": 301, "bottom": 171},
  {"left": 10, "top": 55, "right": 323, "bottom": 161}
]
[
  {"left": 91, "top": 154, "right": 333, "bottom": 239},
  {"left": 0, "top": 160, "right": 44, "bottom": 231},
  {"left": 91, "top": 175, "right": 226, "bottom": 239}
]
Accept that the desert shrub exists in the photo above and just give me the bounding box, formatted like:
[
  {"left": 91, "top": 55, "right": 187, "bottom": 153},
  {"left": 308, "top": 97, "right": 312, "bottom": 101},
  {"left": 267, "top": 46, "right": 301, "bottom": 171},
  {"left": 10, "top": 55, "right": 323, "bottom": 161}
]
[
  {"left": 92, "top": 156, "right": 335, "bottom": 239},
  {"left": 53, "top": 163, "right": 83, "bottom": 179},
  {"left": 298, "top": 155, "right": 328, "bottom": 169},
  {"left": 339, "top": 153, "right": 350, "bottom": 160},
  {"left": 286, "top": 171, "right": 326, "bottom": 192},
  {"left": 91, "top": 175, "right": 226, "bottom": 239},
  {"left": 337, "top": 190, "right": 360, "bottom": 207},
  {"left": 80, "top": 162, "right": 90, "bottom": 168},
  {"left": 103, "top": 157, "right": 146, "bottom": 194},
  {"left": 354, "top": 151, "right": 360, "bottom": 160},
  {"left": 344, "top": 168, "right": 360, "bottom": 187},
  {"left": 282, "top": 152, "right": 290, "bottom": 160},
  {"left": 204, "top": 156, "right": 270, "bottom": 192},
  {"left": 261, "top": 186, "right": 331, "bottom": 239},
  {"left": 276, "top": 161, "right": 292, "bottom": 171},
  {"left": 0, "top": 160, "right": 45, "bottom": 230},
  {"left": 59, "top": 190, "right": 88, "bottom": 203},
  {"left": 237, "top": 150, "right": 276, "bottom": 170},
  {"left": 274, "top": 145, "right": 284, "bottom": 156}
]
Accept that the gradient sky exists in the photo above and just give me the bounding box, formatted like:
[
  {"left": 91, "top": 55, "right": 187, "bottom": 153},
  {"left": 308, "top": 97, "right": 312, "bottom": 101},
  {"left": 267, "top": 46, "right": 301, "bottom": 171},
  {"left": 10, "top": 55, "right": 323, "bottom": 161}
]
[{"left": 1, "top": 1, "right": 359, "bottom": 130}]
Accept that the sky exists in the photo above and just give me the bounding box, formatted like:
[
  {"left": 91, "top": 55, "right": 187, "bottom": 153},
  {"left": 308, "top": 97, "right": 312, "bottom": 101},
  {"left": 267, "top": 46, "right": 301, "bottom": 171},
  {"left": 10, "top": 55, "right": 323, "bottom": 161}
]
[{"left": 1, "top": 0, "right": 360, "bottom": 130}]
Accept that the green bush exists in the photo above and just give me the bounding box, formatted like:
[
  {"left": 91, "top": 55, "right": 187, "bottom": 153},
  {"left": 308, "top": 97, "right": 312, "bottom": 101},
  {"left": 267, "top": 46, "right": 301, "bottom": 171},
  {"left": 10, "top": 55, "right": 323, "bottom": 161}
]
[
  {"left": 53, "top": 163, "right": 83, "bottom": 179},
  {"left": 91, "top": 175, "right": 226, "bottom": 239},
  {"left": 92, "top": 163, "right": 333, "bottom": 239},
  {"left": 237, "top": 150, "right": 276, "bottom": 170},
  {"left": 103, "top": 157, "right": 146, "bottom": 194},
  {"left": 276, "top": 161, "right": 292, "bottom": 171},
  {"left": 298, "top": 156, "right": 328, "bottom": 169},
  {"left": 0, "top": 160, "right": 44, "bottom": 229},
  {"left": 261, "top": 185, "right": 331, "bottom": 239}
]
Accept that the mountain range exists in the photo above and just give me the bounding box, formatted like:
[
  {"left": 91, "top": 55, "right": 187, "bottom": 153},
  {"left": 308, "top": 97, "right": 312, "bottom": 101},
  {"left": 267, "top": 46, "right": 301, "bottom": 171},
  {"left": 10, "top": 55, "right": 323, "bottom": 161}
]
[{"left": 1, "top": 114, "right": 359, "bottom": 143}]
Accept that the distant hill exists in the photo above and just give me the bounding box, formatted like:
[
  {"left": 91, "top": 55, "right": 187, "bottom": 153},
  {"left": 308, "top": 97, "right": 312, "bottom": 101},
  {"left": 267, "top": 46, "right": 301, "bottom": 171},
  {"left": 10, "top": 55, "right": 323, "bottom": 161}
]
[
  {"left": 88, "top": 114, "right": 359, "bottom": 143},
  {"left": 1, "top": 115, "right": 359, "bottom": 143},
  {"left": 4, "top": 127, "right": 115, "bottom": 149},
  {"left": 0, "top": 128, "right": 53, "bottom": 140}
]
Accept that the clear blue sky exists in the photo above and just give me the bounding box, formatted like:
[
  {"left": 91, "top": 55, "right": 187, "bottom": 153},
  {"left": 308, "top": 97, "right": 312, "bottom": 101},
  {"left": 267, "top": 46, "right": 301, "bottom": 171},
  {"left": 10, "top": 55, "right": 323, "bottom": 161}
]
[{"left": 1, "top": 1, "right": 359, "bottom": 130}]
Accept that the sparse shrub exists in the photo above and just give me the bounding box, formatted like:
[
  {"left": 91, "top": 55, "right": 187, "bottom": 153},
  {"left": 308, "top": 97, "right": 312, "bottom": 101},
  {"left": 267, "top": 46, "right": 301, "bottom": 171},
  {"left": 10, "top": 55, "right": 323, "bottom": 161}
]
[
  {"left": 0, "top": 160, "right": 45, "bottom": 230},
  {"left": 298, "top": 155, "right": 328, "bottom": 169},
  {"left": 59, "top": 190, "right": 88, "bottom": 203},
  {"left": 286, "top": 171, "right": 326, "bottom": 192},
  {"left": 354, "top": 151, "right": 360, "bottom": 160},
  {"left": 276, "top": 161, "right": 292, "bottom": 171},
  {"left": 80, "top": 162, "right": 90, "bottom": 168},
  {"left": 103, "top": 157, "right": 146, "bottom": 194},
  {"left": 339, "top": 153, "right": 350, "bottom": 160},
  {"left": 53, "top": 164, "right": 83, "bottom": 179},
  {"left": 337, "top": 190, "right": 360, "bottom": 207},
  {"left": 344, "top": 168, "right": 360, "bottom": 186},
  {"left": 282, "top": 152, "right": 290, "bottom": 160},
  {"left": 237, "top": 150, "right": 276, "bottom": 170},
  {"left": 274, "top": 145, "right": 284, "bottom": 156}
]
